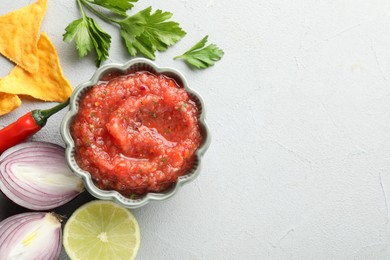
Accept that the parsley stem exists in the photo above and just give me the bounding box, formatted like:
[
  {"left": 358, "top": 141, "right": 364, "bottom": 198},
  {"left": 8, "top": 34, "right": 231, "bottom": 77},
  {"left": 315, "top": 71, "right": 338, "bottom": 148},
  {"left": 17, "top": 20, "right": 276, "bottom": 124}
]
[
  {"left": 77, "top": 0, "right": 87, "bottom": 19},
  {"left": 79, "top": 0, "right": 120, "bottom": 24}
]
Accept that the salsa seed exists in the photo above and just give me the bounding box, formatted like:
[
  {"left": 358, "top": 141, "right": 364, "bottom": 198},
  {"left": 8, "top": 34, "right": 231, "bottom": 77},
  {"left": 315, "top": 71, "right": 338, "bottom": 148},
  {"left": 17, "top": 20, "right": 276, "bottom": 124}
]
[{"left": 149, "top": 112, "right": 157, "bottom": 118}]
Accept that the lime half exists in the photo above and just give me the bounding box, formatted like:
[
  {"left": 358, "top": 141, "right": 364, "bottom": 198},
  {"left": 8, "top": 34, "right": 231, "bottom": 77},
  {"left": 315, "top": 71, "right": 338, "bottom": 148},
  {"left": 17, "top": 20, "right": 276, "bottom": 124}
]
[{"left": 63, "top": 200, "right": 141, "bottom": 260}]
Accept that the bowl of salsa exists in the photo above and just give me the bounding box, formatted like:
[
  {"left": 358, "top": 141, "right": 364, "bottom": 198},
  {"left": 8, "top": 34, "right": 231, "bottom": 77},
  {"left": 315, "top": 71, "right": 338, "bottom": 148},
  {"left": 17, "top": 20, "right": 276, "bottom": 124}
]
[{"left": 61, "top": 58, "right": 210, "bottom": 208}]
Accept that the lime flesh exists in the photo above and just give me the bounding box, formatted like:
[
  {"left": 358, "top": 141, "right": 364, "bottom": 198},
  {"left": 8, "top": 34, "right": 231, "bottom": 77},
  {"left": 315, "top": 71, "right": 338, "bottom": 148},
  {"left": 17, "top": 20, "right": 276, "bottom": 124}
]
[{"left": 63, "top": 200, "right": 141, "bottom": 260}]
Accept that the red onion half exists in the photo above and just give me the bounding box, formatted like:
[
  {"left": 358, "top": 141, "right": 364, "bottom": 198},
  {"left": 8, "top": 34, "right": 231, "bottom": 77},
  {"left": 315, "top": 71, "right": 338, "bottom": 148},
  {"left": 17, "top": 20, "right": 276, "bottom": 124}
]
[
  {"left": 0, "top": 212, "right": 62, "bottom": 259},
  {"left": 0, "top": 142, "right": 84, "bottom": 210}
]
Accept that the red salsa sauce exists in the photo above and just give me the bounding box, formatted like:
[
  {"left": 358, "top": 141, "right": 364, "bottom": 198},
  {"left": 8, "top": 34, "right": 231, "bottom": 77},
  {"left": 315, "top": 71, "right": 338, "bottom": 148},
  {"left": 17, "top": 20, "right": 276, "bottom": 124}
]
[{"left": 71, "top": 72, "right": 202, "bottom": 195}]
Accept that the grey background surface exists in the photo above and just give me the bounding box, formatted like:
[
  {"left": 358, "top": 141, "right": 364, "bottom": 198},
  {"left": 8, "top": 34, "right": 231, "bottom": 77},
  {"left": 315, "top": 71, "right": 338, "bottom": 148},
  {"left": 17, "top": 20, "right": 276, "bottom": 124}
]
[{"left": 2, "top": 0, "right": 390, "bottom": 259}]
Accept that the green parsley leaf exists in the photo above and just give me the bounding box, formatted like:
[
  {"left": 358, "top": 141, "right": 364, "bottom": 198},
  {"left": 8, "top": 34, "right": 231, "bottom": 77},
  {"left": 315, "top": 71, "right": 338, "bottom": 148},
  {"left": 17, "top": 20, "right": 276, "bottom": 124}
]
[
  {"left": 119, "top": 8, "right": 148, "bottom": 57},
  {"left": 63, "top": 18, "right": 93, "bottom": 57},
  {"left": 63, "top": 15, "right": 111, "bottom": 67},
  {"left": 64, "top": 1, "right": 186, "bottom": 65},
  {"left": 174, "top": 35, "right": 224, "bottom": 69},
  {"left": 119, "top": 7, "right": 186, "bottom": 60},
  {"left": 88, "top": 18, "right": 111, "bottom": 66},
  {"left": 88, "top": 0, "right": 138, "bottom": 16}
]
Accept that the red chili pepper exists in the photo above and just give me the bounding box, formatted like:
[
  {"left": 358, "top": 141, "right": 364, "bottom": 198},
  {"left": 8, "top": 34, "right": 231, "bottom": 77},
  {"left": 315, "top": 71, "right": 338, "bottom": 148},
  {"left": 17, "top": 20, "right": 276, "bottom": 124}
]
[{"left": 0, "top": 99, "right": 70, "bottom": 154}]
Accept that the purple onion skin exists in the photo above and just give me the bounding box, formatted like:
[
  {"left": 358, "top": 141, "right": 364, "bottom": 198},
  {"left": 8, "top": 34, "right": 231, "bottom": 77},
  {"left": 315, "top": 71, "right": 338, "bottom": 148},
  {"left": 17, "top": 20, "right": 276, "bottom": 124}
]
[
  {"left": 0, "top": 212, "right": 62, "bottom": 260},
  {"left": 0, "top": 142, "right": 84, "bottom": 210}
]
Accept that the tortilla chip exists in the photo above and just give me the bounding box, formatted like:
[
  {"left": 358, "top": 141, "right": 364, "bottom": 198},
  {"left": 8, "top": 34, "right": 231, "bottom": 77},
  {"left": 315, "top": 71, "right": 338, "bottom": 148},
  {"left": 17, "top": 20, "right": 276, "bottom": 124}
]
[
  {"left": 0, "top": 33, "right": 73, "bottom": 102},
  {"left": 0, "top": 79, "right": 21, "bottom": 116},
  {"left": 0, "top": 0, "right": 48, "bottom": 73},
  {"left": 0, "top": 93, "right": 21, "bottom": 116}
]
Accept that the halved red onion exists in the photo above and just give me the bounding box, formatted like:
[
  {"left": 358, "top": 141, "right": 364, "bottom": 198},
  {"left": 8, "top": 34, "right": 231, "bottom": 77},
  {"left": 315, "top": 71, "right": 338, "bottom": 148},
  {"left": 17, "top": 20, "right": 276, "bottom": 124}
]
[
  {"left": 0, "top": 142, "right": 84, "bottom": 210},
  {"left": 0, "top": 212, "right": 62, "bottom": 260}
]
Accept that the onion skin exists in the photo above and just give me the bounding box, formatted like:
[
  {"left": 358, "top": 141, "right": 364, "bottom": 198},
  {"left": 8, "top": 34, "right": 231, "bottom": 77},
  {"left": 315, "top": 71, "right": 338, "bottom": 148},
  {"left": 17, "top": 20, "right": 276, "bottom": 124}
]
[
  {"left": 0, "top": 142, "right": 84, "bottom": 210},
  {"left": 0, "top": 212, "right": 62, "bottom": 260}
]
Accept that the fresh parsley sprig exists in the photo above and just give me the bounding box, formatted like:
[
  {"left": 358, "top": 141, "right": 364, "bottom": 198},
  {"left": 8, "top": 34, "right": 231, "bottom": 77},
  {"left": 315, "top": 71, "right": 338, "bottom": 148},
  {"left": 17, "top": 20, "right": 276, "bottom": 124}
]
[
  {"left": 119, "top": 7, "right": 186, "bottom": 60},
  {"left": 174, "top": 35, "right": 224, "bottom": 69},
  {"left": 86, "top": 0, "right": 138, "bottom": 16},
  {"left": 63, "top": 0, "right": 186, "bottom": 66},
  {"left": 63, "top": 0, "right": 112, "bottom": 66}
]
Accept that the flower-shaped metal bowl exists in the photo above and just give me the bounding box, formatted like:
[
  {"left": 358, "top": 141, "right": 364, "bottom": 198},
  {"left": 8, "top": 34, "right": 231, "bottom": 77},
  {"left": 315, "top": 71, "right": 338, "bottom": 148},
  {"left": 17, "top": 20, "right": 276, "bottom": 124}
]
[{"left": 61, "top": 58, "right": 210, "bottom": 208}]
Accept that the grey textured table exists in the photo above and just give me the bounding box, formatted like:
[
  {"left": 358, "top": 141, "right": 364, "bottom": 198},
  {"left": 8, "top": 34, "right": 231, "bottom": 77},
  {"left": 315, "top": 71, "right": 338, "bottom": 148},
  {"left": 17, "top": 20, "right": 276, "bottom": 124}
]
[{"left": 2, "top": 0, "right": 390, "bottom": 259}]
